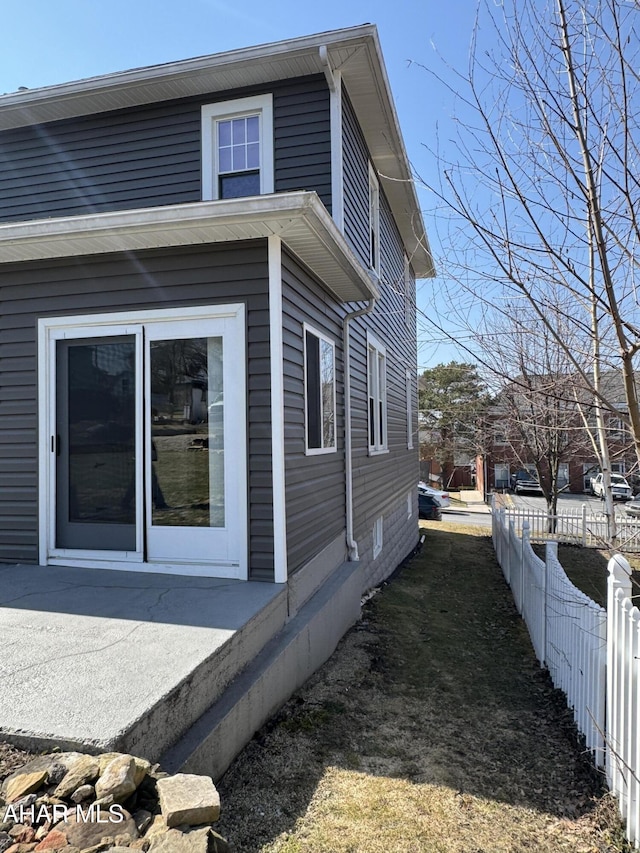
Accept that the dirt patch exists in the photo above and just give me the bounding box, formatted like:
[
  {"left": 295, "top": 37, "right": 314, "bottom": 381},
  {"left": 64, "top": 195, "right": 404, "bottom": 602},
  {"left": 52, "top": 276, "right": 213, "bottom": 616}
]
[{"left": 217, "top": 522, "right": 629, "bottom": 852}]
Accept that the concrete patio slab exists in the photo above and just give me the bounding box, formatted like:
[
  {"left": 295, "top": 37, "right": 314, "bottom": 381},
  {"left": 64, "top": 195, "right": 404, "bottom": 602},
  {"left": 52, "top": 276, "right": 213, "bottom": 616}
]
[{"left": 0, "top": 563, "right": 285, "bottom": 761}]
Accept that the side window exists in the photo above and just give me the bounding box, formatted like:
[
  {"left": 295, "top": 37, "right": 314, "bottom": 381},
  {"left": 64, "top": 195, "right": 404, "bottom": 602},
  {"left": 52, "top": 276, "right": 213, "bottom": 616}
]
[
  {"left": 201, "top": 95, "right": 274, "bottom": 201},
  {"left": 367, "top": 333, "right": 387, "bottom": 453},
  {"left": 304, "top": 326, "right": 336, "bottom": 454},
  {"left": 368, "top": 163, "right": 380, "bottom": 275}
]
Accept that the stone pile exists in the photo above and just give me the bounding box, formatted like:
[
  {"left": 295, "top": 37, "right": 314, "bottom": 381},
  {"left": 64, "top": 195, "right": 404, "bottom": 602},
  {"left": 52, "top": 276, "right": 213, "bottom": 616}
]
[{"left": 0, "top": 751, "right": 229, "bottom": 853}]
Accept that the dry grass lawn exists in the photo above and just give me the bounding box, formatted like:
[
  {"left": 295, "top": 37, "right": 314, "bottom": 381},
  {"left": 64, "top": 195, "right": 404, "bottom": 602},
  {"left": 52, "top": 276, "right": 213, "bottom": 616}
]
[{"left": 217, "top": 522, "right": 630, "bottom": 852}]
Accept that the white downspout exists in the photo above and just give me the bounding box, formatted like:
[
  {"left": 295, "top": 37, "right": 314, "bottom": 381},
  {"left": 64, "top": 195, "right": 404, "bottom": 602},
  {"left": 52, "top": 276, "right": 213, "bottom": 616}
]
[{"left": 344, "top": 298, "right": 377, "bottom": 560}]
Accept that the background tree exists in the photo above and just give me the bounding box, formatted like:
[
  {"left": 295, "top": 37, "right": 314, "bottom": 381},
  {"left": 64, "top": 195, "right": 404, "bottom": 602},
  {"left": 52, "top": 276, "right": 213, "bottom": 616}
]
[
  {"left": 418, "top": 0, "right": 640, "bottom": 532},
  {"left": 418, "top": 362, "right": 489, "bottom": 487}
]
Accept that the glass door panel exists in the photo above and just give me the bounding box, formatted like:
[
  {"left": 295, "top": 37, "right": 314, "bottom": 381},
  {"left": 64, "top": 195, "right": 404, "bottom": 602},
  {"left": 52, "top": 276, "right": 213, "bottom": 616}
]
[
  {"left": 56, "top": 337, "right": 137, "bottom": 551},
  {"left": 149, "top": 336, "right": 225, "bottom": 528},
  {"left": 144, "top": 315, "right": 245, "bottom": 571}
]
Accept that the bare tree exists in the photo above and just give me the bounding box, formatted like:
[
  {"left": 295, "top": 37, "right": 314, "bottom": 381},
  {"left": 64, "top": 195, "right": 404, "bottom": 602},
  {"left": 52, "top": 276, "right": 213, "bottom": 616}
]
[{"left": 417, "top": 0, "right": 640, "bottom": 536}]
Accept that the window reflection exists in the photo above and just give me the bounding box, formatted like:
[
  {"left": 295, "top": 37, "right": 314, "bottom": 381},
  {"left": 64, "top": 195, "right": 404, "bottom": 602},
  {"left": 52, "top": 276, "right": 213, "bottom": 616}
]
[{"left": 150, "top": 337, "right": 224, "bottom": 528}]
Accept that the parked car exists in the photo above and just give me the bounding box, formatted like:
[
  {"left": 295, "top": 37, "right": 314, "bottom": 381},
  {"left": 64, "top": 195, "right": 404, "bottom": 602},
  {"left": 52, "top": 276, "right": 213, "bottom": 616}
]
[
  {"left": 590, "top": 472, "right": 633, "bottom": 501},
  {"left": 418, "top": 492, "right": 442, "bottom": 521},
  {"left": 510, "top": 470, "right": 544, "bottom": 495},
  {"left": 418, "top": 482, "right": 450, "bottom": 507},
  {"left": 623, "top": 500, "right": 640, "bottom": 517}
]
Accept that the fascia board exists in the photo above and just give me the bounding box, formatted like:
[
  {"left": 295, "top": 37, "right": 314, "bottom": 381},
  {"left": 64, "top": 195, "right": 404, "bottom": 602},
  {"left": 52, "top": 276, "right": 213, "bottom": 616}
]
[{"left": 0, "top": 191, "right": 378, "bottom": 303}]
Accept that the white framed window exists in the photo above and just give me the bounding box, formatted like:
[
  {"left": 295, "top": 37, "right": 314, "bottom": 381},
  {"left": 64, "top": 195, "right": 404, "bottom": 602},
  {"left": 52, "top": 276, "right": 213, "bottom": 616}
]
[
  {"left": 304, "top": 325, "right": 336, "bottom": 455},
  {"left": 368, "top": 163, "right": 380, "bottom": 275},
  {"left": 201, "top": 95, "right": 274, "bottom": 201},
  {"left": 373, "top": 515, "right": 383, "bottom": 559},
  {"left": 406, "top": 367, "right": 414, "bottom": 449},
  {"left": 367, "top": 333, "right": 387, "bottom": 454}
]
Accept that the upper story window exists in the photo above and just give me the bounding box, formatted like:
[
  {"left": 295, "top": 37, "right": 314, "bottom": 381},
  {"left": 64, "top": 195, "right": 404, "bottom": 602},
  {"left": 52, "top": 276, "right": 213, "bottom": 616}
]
[
  {"left": 368, "top": 163, "right": 380, "bottom": 275},
  {"left": 304, "top": 325, "right": 336, "bottom": 455},
  {"left": 368, "top": 332, "right": 387, "bottom": 454},
  {"left": 201, "top": 95, "right": 274, "bottom": 201}
]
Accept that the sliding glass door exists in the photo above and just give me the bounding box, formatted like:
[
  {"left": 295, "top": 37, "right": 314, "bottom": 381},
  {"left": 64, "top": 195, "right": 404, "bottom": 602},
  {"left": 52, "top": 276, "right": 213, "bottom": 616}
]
[{"left": 44, "top": 307, "right": 246, "bottom": 577}]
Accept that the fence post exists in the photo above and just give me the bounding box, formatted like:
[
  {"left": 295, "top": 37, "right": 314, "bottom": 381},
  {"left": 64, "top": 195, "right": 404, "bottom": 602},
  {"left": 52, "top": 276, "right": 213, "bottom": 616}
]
[
  {"left": 542, "top": 540, "right": 557, "bottom": 668},
  {"left": 607, "top": 554, "right": 633, "bottom": 798},
  {"left": 582, "top": 504, "right": 587, "bottom": 548},
  {"left": 522, "top": 520, "right": 530, "bottom": 616}
]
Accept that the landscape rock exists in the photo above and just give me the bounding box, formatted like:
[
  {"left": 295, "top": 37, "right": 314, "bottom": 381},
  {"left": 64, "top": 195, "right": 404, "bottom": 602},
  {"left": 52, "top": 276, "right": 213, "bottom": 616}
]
[
  {"left": 69, "top": 786, "right": 93, "bottom": 805},
  {"left": 33, "top": 829, "right": 68, "bottom": 850},
  {"left": 94, "top": 758, "right": 137, "bottom": 804},
  {"left": 4, "top": 773, "right": 48, "bottom": 805},
  {"left": 132, "top": 810, "right": 153, "bottom": 835},
  {"left": 7, "top": 828, "right": 34, "bottom": 844},
  {"left": 56, "top": 809, "right": 137, "bottom": 850},
  {"left": 156, "top": 775, "right": 220, "bottom": 828},
  {"left": 97, "top": 755, "right": 149, "bottom": 789},
  {"left": 53, "top": 757, "right": 99, "bottom": 800},
  {"left": 0, "top": 752, "right": 229, "bottom": 852},
  {"left": 146, "top": 826, "right": 211, "bottom": 853}
]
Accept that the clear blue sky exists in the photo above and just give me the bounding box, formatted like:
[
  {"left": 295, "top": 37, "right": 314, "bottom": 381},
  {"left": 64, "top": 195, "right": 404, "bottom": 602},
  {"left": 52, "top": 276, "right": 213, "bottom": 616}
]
[{"left": 1, "top": 0, "right": 478, "bottom": 368}]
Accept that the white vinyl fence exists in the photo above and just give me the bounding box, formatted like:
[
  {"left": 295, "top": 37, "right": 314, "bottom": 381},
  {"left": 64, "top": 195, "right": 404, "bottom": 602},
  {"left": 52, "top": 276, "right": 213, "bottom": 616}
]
[
  {"left": 607, "top": 555, "right": 640, "bottom": 847},
  {"left": 501, "top": 502, "right": 640, "bottom": 551},
  {"left": 492, "top": 506, "right": 607, "bottom": 765},
  {"left": 493, "top": 506, "right": 640, "bottom": 847}
]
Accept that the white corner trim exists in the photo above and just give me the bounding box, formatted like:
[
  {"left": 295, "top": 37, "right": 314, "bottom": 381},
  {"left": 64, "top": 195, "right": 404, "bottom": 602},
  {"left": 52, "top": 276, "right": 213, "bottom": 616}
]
[
  {"left": 269, "top": 235, "right": 288, "bottom": 584},
  {"left": 330, "top": 70, "right": 344, "bottom": 232}
]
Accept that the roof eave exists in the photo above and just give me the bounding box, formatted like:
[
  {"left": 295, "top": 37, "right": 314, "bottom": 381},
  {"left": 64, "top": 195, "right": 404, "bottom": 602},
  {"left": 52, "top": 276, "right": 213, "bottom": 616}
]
[{"left": 0, "top": 192, "right": 379, "bottom": 303}]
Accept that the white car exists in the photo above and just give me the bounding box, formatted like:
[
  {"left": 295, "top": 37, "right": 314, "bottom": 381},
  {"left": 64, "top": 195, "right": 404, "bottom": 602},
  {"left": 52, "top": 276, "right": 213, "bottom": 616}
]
[
  {"left": 623, "top": 500, "right": 640, "bottom": 517},
  {"left": 418, "top": 482, "right": 451, "bottom": 508}
]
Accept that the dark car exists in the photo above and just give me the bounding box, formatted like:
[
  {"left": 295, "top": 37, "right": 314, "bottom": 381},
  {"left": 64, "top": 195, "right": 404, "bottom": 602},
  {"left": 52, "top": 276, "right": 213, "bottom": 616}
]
[
  {"left": 418, "top": 492, "right": 442, "bottom": 521},
  {"left": 510, "top": 469, "right": 544, "bottom": 495}
]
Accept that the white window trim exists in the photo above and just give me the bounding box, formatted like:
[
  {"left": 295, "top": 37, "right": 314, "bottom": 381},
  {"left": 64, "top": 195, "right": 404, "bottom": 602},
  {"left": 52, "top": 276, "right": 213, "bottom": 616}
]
[
  {"left": 368, "top": 162, "right": 380, "bottom": 276},
  {"left": 373, "top": 515, "right": 383, "bottom": 559},
  {"left": 367, "top": 331, "right": 388, "bottom": 455},
  {"left": 303, "top": 323, "right": 337, "bottom": 456},
  {"left": 201, "top": 94, "right": 274, "bottom": 201}
]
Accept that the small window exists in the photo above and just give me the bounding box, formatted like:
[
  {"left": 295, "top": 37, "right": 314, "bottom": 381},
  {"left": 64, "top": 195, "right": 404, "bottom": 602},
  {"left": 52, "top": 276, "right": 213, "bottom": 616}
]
[
  {"left": 304, "top": 326, "right": 336, "bottom": 454},
  {"left": 367, "top": 334, "right": 387, "bottom": 453},
  {"left": 406, "top": 367, "right": 414, "bottom": 450},
  {"left": 201, "top": 95, "right": 274, "bottom": 201},
  {"left": 368, "top": 163, "right": 380, "bottom": 275},
  {"left": 373, "top": 515, "right": 383, "bottom": 559}
]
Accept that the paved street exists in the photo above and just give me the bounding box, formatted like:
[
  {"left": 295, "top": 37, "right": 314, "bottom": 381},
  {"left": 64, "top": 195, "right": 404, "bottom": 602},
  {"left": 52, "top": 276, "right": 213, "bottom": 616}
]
[{"left": 507, "top": 491, "right": 632, "bottom": 516}]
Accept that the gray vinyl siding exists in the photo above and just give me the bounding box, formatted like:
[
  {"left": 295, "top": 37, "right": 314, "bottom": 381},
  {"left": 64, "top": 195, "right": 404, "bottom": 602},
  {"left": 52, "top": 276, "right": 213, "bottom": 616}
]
[
  {"left": 0, "top": 76, "right": 331, "bottom": 222},
  {"left": 281, "top": 249, "right": 345, "bottom": 574},
  {"left": 0, "top": 242, "right": 274, "bottom": 578},
  {"left": 342, "top": 87, "right": 370, "bottom": 268}
]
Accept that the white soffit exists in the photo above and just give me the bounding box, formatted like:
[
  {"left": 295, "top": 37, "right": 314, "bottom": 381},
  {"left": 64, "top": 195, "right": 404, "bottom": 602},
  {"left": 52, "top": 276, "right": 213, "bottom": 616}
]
[
  {"left": 0, "top": 25, "right": 433, "bottom": 279},
  {"left": 0, "top": 192, "right": 378, "bottom": 303}
]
